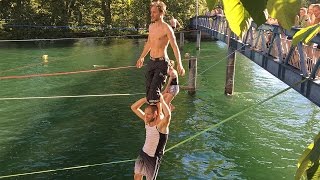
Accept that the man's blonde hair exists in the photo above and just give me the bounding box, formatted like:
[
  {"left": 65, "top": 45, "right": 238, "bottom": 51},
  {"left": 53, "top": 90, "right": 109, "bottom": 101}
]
[{"left": 150, "top": 1, "right": 167, "bottom": 14}]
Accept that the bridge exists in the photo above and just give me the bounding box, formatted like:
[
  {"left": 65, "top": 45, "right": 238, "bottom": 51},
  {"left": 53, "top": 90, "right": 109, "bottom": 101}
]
[{"left": 190, "top": 15, "right": 320, "bottom": 107}]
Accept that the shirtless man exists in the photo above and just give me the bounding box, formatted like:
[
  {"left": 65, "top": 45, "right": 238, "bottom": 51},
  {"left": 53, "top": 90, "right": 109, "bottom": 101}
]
[
  {"left": 136, "top": 0, "right": 185, "bottom": 106},
  {"left": 169, "top": 16, "right": 181, "bottom": 30},
  {"left": 131, "top": 94, "right": 171, "bottom": 180}
]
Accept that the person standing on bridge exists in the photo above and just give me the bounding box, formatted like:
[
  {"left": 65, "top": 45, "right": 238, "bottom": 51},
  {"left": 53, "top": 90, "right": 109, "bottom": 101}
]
[
  {"left": 294, "top": 7, "right": 311, "bottom": 28},
  {"left": 136, "top": 1, "right": 185, "bottom": 109},
  {"left": 169, "top": 16, "right": 181, "bottom": 31},
  {"left": 312, "top": 4, "right": 320, "bottom": 24}
]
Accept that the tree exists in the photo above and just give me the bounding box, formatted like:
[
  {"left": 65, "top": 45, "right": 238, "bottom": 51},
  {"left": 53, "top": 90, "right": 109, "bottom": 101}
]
[{"left": 102, "top": 0, "right": 112, "bottom": 26}]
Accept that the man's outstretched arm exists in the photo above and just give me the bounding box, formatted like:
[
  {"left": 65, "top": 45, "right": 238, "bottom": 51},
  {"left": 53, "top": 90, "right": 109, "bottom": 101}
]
[{"left": 136, "top": 33, "right": 151, "bottom": 68}]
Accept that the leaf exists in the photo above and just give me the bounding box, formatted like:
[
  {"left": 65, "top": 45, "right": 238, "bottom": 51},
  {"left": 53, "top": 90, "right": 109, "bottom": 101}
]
[
  {"left": 292, "top": 24, "right": 320, "bottom": 46},
  {"left": 267, "top": 0, "right": 301, "bottom": 29},
  {"left": 222, "top": 0, "right": 251, "bottom": 37},
  {"left": 124, "top": 0, "right": 131, "bottom": 5},
  {"left": 310, "top": 164, "right": 320, "bottom": 180},
  {"left": 205, "top": 0, "right": 219, "bottom": 11},
  {"left": 240, "top": 0, "right": 267, "bottom": 27},
  {"left": 303, "top": 25, "right": 320, "bottom": 44},
  {"left": 295, "top": 143, "right": 313, "bottom": 180},
  {"left": 295, "top": 132, "right": 320, "bottom": 180}
]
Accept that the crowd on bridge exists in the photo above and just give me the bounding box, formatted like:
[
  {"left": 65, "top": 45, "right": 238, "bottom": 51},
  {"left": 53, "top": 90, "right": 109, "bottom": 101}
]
[
  {"left": 265, "top": 4, "right": 319, "bottom": 75},
  {"left": 294, "top": 4, "right": 320, "bottom": 28},
  {"left": 204, "top": 4, "right": 319, "bottom": 78}
]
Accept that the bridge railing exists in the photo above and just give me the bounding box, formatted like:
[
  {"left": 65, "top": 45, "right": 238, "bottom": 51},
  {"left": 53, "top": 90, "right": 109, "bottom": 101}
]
[{"left": 190, "top": 16, "right": 320, "bottom": 79}]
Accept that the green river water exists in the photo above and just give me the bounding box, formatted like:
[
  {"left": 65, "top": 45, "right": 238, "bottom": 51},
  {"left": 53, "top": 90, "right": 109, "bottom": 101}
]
[{"left": 0, "top": 38, "right": 319, "bottom": 180}]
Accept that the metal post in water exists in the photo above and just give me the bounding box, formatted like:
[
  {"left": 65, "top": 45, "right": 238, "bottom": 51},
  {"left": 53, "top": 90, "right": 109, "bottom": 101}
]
[
  {"left": 188, "top": 57, "right": 197, "bottom": 95},
  {"left": 196, "top": 30, "right": 201, "bottom": 50},
  {"left": 179, "top": 32, "right": 184, "bottom": 50}
]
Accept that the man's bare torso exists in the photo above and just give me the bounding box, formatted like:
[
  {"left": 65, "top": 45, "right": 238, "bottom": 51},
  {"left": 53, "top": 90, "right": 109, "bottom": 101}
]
[{"left": 149, "top": 22, "right": 170, "bottom": 58}]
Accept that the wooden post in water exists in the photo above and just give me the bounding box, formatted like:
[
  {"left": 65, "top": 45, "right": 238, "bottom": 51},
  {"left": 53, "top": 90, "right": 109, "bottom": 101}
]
[
  {"left": 224, "top": 47, "right": 236, "bottom": 95},
  {"left": 179, "top": 32, "right": 184, "bottom": 49},
  {"left": 224, "top": 27, "right": 236, "bottom": 95},
  {"left": 196, "top": 30, "right": 201, "bottom": 50},
  {"left": 188, "top": 57, "right": 197, "bottom": 95}
]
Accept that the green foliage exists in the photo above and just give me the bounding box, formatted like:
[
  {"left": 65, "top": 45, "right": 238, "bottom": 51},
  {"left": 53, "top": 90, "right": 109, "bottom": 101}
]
[
  {"left": 292, "top": 24, "right": 320, "bottom": 46},
  {"left": 295, "top": 132, "right": 320, "bottom": 180},
  {"left": 203, "top": 0, "right": 301, "bottom": 36},
  {"left": 240, "top": 0, "right": 267, "bottom": 27},
  {"left": 0, "top": 0, "right": 314, "bottom": 40},
  {"left": 222, "top": 0, "right": 251, "bottom": 37},
  {"left": 205, "top": 0, "right": 218, "bottom": 11},
  {"left": 267, "top": 0, "right": 301, "bottom": 29},
  {"left": 0, "top": 0, "right": 209, "bottom": 39},
  {"left": 165, "top": 0, "right": 200, "bottom": 28}
]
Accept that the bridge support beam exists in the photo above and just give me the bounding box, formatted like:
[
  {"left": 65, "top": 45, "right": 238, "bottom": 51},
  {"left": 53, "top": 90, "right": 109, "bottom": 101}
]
[{"left": 225, "top": 47, "right": 236, "bottom": 95}]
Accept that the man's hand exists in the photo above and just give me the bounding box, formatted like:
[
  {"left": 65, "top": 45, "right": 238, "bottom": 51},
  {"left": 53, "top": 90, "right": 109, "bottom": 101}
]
[
  {"left": 136, "top": 58, "right": 144, "bottom": 68},
  {"left": 177, "top": 64, "right": 185, "bottom": 76}
]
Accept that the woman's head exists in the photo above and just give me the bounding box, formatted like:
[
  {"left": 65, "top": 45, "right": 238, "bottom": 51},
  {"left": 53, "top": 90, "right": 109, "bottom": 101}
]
[
  {"left": 300, "top": 7, "right": 307, "bottom": 16},
  {"left": 144, "top": 105, "right": 158, "bottom": 123}
]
